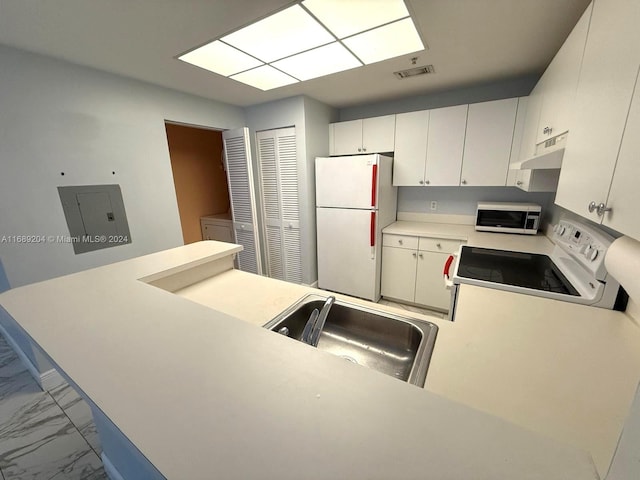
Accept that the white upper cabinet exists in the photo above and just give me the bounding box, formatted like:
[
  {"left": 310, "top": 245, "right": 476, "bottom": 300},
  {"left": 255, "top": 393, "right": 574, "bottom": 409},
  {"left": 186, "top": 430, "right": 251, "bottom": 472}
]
[
  {"left": 461, "top": 98, "right": 518, "bottom": 186},
  {"left": 556, "top": 0, "right": 640, "bottom": 224},
  {"left": 536, "top": 3, "right": 592, "bottom": 144},
  {"left": 604, "top": 71, "right": 640, "bottom": 239},
  {"left": 330, "top": 115, "right": 395, "bottom": 155},
  {"left": 393, "top": 110, "right": 429, "bottom": 186},
  {"left": 518, "top": 83, "right": 545, "bottom": 162},
  {"left": 392, "top": 104, "right": 467, "bottom": 187},
  {"left": 425, "top": 104, "right": 468, "bottom": 186},
  {"left": 331, "top": 119, "right": 362, "bottom": 155}
]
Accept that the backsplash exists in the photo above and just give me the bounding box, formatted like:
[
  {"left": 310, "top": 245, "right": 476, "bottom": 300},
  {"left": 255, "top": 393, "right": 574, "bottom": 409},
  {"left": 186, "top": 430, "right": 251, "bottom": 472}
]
[{"left": 398, "top": 186, "right": 556, "bottom": 224}]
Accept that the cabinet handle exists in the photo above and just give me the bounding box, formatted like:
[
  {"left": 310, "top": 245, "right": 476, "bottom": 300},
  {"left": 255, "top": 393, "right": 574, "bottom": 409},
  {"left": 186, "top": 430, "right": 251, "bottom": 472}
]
[
  {"left": 588, "top": 201, "right": 597, "bottom": 213},
  {"left": 358, "top": 147, "right": 362, "bottom": 152},
  {"left": 596, "top": 203, "right": 612, "bottom": 217},
  {"left": 362, "top": 147, "right": 367, "bottom": 152},
  {"left": 412, "top": 252, "right": 417, "bottom": 258},
  {"left": 425, "top": 180, "right": 430, "bottom": 185},
  {"left": 418, "top": 253, "right": 424, "bottom": 259},
  {"left": 419, "top": 180, "right": 424, "bottom": 185},
  {"left": 436, "top": 243, "right": 441, "bottom": 249},
  {"left": 516, "top": 181, "right": 523, "bottom": 186},
  {"left": 461, "top": 180, "right": 467, "bottom": 185},
  {"left": 398, "top": 239, "right": 403, "bottom": 245}
]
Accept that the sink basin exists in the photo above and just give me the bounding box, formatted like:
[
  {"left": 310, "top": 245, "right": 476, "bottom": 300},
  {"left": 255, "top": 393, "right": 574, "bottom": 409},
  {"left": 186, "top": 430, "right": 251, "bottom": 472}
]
[{"left": 263, "top": 294, "right": 438, "bottom": 387}]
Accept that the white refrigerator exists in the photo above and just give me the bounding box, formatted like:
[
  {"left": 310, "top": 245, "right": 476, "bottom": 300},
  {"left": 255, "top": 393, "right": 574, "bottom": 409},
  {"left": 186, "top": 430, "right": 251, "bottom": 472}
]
[{"left": 316, "top": 154, "right": 397, "bottom": 301}]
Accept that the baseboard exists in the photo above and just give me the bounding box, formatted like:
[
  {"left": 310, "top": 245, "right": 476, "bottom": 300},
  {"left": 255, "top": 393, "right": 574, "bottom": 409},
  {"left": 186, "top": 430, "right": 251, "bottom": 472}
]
[
  {"left": 40, "top": 367, "right": 66, "bottom": 391},
  {"left": 101, "top": 453, "right": 125, "bottom": 480},
  {"left": 0, "top": 323, "right": 64, "bottom": 392}
]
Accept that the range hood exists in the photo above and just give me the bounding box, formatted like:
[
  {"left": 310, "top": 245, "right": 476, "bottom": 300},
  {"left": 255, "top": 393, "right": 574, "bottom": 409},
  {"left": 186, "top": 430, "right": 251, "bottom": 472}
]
[{"left": 512, "top": 132, "right": 567, "bottom": 170}]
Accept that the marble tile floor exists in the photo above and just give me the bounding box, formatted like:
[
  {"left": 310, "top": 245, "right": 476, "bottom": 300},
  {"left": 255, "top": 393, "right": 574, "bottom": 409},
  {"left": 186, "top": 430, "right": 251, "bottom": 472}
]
[
  {"left": 378, "top": 298, "right": 447, "bottom": 319},
  {"left": 0, "top": 332, "right": 106, "bottom": 480}
]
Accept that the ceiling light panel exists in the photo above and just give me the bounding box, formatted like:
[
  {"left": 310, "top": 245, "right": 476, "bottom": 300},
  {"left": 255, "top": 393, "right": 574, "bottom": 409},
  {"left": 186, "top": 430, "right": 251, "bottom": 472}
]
[
  {"left": 221, "top": 5, "right": 335, "bottom": 63},
  {"left": 230, "top": 65, "right": 299, "bottom": 90},
  {"left": 272, "top": 42, "right": 362, "bottom": 81},
  {"left": 178, "top": 40, "right": 263, "bottom": 77},
  {"left": 302, "top": 0, "right": 410, "bottom": 39},
  {"left": 342, "top": 17, "right": 424, "bottom": 65}
]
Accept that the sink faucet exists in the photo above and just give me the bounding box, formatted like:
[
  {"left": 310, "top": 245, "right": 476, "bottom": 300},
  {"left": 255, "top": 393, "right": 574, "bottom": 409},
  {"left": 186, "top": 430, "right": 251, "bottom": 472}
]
[{"left": 301, "top": 296, "right": 335, "bottom": 347}]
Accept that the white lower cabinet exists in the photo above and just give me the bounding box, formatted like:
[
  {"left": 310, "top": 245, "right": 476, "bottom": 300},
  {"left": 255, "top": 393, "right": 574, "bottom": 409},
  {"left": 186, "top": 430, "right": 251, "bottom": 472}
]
[{"left": 381, "top": 234, "right": 464, "bottom": 311}]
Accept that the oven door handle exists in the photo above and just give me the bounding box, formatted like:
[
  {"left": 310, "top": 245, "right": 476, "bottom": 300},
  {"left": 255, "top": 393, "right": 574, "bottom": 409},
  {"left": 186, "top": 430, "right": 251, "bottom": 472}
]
[{"left": 443, "top": 253, "right": 456, "bottom": 289}]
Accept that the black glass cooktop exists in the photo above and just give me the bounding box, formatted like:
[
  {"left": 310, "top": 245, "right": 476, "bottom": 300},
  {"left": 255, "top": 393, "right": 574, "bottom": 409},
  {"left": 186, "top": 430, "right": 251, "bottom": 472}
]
[{"left": 457, "top": 246, "right": 580, "bottom": 296}]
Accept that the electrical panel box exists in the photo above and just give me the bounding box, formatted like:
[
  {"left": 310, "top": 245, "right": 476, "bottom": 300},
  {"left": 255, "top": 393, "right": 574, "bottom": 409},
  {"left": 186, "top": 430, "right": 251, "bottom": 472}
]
[{"left": 58, "top": 185, "right": 132, "bottom": 254}]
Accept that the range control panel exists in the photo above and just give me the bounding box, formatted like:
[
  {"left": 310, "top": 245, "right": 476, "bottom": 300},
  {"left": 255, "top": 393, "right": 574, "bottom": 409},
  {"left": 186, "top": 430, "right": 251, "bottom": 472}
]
[{"left": 550, "top": 218, "right": 615, "bottom": 280}]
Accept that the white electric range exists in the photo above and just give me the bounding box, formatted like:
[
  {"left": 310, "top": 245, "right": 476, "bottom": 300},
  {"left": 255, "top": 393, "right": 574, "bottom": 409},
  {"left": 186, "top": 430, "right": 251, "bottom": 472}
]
[{"left": 444, "top": 217, "right": 625, "bottom": 321}]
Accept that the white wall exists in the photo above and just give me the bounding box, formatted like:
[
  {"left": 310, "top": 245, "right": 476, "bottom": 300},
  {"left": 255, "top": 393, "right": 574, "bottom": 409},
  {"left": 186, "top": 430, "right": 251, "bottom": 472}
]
[
  {"left": 400, "top": 187, "right": 557, "bottom": 225},
  {"left": 0, "top": 45, "right": 245, "bottom": 287},
  {"left": 244, "top": 95, "right": 337, "bottom": 285}
]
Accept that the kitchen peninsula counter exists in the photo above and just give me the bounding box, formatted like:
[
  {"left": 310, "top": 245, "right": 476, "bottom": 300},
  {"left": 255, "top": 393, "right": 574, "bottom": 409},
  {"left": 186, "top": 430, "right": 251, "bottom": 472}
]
[{"left": 1, "top": 241, "right": 638, "bottom": 479}]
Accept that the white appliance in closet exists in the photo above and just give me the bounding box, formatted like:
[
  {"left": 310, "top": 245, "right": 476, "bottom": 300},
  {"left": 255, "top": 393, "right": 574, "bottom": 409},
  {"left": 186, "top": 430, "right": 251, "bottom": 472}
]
[{"left": 316, "top": 154, "right": 397, "bottom": 301}]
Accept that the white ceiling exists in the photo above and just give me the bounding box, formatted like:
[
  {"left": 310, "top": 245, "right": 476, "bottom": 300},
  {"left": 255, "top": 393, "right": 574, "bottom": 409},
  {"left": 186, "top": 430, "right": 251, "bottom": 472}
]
[{"left": 0, "top": 0, "right": 592, "bottom": 108}]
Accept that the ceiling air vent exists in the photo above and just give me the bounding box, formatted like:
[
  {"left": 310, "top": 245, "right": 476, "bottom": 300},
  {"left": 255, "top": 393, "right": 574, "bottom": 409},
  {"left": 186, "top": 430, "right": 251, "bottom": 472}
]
[{"left": 394, "top": 65, "right": 435, "bottom": 79}]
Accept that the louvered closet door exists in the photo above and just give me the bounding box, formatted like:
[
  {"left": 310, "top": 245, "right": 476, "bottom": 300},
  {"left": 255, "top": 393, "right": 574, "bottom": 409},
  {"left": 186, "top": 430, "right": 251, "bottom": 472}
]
[
  {"left": 257, "top": 127, "right": 302, "bottom": 284},
  {"left": 223, "top": 127, "right": 262, "bottom": 275}
]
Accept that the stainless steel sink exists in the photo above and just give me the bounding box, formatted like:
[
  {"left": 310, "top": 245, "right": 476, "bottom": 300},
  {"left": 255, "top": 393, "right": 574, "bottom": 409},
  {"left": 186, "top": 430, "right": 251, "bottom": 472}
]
[{"left": 263, "top": 294, "right": 438, "bottom": 387}]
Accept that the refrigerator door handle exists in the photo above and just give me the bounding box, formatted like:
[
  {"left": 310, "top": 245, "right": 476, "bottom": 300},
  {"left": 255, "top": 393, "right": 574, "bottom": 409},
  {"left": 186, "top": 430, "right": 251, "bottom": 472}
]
[
  {"left": 370, "top": 211, "right": 376, "bottom": 247},
  {"left": 371, "top": 164, "right": 377, "bottom": 207}
]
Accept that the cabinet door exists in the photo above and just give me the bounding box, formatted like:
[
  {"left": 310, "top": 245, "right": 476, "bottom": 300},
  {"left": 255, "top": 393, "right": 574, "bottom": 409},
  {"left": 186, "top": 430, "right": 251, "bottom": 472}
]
[
  {"left": 257, "top": 127, "right": 302, "bottom": 283},
  {"left": 362, "top": 115, "right": 396, "bottom": 153},
  {"left": 393, "top": 110, "right": 428, "bottom": 186},
  {"left": 223, "top": 127, "right": 262, "bottom": 275},
  {"left": 425, "top": 104, "right": 468, "bottom": 186},
  {"left": 536, "top": 3, "right": 592, "bottom": 144},
  {"left": 518, "top": 83, "right": 544, "bottom": 161},
  {"left": 414, "top": 251, "right": 451, "bottom": 310},
  {"left": 604, "top": 69, "right": 640, "bottom": 240},
  {"left": 332, "top": 119, "right": 363, "bottom": 155},
  {"left": 461, "top": 98, "right": 518, "bottom": 186},
  {"left": 381, "top": 246, "right": 417, "bottom": 303},
  {"left": 556, "top": 0, "right": 640, "bottom": 222}
]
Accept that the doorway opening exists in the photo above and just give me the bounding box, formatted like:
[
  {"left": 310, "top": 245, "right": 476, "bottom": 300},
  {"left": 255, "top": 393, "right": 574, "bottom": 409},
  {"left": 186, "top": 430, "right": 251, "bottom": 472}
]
[{"left": 165, "top": 122, "right": 231, "bottom": 244}]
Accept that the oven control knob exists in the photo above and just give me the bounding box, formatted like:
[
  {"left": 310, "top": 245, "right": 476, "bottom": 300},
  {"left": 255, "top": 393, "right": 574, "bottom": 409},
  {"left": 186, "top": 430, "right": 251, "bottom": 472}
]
[
  {"left": 588, "top": 248, "right": 599, "bottom": 261},
  {"left": 557, "top": 225, "right": 566, "bottom": 236}
]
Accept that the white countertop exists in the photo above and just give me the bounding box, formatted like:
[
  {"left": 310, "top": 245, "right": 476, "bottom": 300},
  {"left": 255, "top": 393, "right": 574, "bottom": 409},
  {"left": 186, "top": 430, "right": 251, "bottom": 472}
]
[
  {"left": 383, "top": 220, "right": 555, "bottom": 253},
  {"left": 1, "top": 239, "right": 637, "bottom": 479}
]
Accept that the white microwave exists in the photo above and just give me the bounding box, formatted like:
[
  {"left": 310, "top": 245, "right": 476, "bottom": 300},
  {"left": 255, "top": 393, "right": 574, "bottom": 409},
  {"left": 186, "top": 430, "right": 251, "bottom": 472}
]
[{"left": 475, "top": 202, "right": 541, "bottom": 235}]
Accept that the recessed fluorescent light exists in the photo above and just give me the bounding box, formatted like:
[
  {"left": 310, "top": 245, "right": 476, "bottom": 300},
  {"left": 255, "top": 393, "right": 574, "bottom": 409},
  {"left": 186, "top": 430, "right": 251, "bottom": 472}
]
[
  {"left": 342, "top": 17, "right": 424, "bottom": 65},
  {"left": 222, "top": 4, "right": 335, "bottom": 63},
  {"left": 302, "top": 0, "right": 410, "bottom": 38},
  {"left": 178, "top": 40, "right": 263, "bottom": 77},
  {"left": 230, "top": 65, "right": 299, "bottom": 90},
  {"left": 271, "top": 42, "right": 362, "bottom": 81}
]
